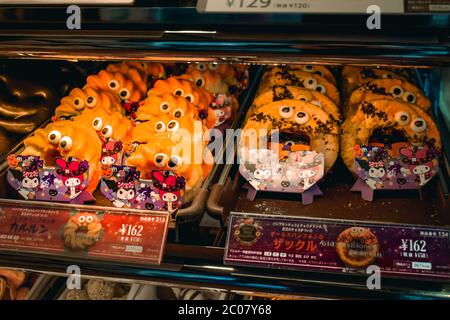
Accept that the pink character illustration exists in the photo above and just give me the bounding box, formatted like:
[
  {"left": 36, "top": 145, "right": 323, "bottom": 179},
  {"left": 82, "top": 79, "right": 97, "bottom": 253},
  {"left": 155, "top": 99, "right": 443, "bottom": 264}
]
[
  {"left": 101, "top": 140, "right": 123, "bottom": 166},
  {"left": 152, "top": 171, "right": 183, "bottom": 214},
  {"left": 400, "top": 147, "right": 433, "bottom": 186},
  {"left": 210, "top": 94, "right": 232, "bottom": 127},
  {"left": 19, "top": 166, "right": 40, "bottom": 199},
  {"left": 56, "top": 158, "right": 88, "bottom": 199}
]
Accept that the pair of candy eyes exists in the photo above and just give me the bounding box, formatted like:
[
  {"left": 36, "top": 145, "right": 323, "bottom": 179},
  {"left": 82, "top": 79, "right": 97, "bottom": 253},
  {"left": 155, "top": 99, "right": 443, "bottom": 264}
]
[
  {"left": 154, "top": 120, "right": 180, "bottom": 133},
  {"left": 394, "top": 112, "right": 427, "bottom": 132},
  {"left": 73, "top": 95, "right": 97, "bottom": 110},
  {"left": 107, "top": 80, "right": 131, "bottom": 99},
  {"left": 172, "top": 89, "right": 196, "bottom": 103},
  {"left": 302, "top": 65, "right": 324, "bottom": 77},
  {"left": 48, "top": 131, "right": 73, "bottom": 151},
  {"left": 78, "top": 215, "right": 95, "bottom": 224},
  {"left": 279, "top": 106, "right": 310, "bottom": 124},
  {"left": 303, "top": 78, "right": 327, "bottom": 94},
  {"left": 196, "top": 63, "right": 219, "bottom": 72},
  {"left": 159, "top": 103, "right": 185, "bottom": 118},
  {"left": 153, "top": 153, "right": 183, "bottom": 169},
  {"left": 92, "top": 118, "right": 113, "bottom": 138},
  {"left": 389, "top": 86, "right": 417, "bottom": 103},
  {"left": 350, "top": 227, "right": 366, "bottom": 234}
]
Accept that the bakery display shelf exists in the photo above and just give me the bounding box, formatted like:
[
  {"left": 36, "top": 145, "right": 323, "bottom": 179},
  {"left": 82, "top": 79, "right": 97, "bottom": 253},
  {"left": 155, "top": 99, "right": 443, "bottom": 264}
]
[{"left": 0, "top": 244, "right": 449, "bottom": 300}]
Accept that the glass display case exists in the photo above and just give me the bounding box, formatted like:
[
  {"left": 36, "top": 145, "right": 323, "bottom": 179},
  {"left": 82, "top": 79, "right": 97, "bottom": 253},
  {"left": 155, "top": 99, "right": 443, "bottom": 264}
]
[{"left": 0, "top": 1, "right": 449, "bottom": 300}]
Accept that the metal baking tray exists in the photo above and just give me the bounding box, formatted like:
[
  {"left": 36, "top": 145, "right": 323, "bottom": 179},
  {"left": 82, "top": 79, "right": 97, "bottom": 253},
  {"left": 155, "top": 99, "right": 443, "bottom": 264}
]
[{"left": 0, "top": 64, "right": 263, "bottom": 231}]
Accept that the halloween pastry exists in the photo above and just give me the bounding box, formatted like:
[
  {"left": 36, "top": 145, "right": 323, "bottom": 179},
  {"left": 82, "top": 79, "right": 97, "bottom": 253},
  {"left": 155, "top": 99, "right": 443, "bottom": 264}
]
[
  {"left": 85, "top": 70, "right": 147, "bottom": 109},
  {"left": 259, "top": 67, "right": 340, "bottom": 106},
  {"left": 54, "top": 87, "right": 123, "bottom": 120},
  {"left": 342, "top": 66, "right": 407, "bottom": 97},
  {"left": 108, "top": 61, "right": 166, "bottom": 84},
  {"left": 147, "top": 77, "right": 216, "bottom": 128},
  {"left": 344, "top": 78, "right": 432, "bottom": 118},
  {"left": 0, "top": 269, "right": 26, "bottom": 288},
  {"left": 241, "top": 99, "right": 339, "bottom": 172},
  {"left": 275, "top": 65, "right": 336, "bottom": 85},
  {"left": 125, "top": 133, "right": 212, "bottom": 202},
  {"left": 187, "top": 62, "right": 249, "bottom": 94},
  {"left": 250, "top": 85, "right": 341, "bottom": 123},
  {"left": 0, "top": 269, "right": 27, "bottom": 300},
  {"left": 336, "top": 227, "right": 379, "bottom": 268},
  {"left": 21, "top": 120, "right": 103, "bottom": 193},
  {"left": 136, "top": 92, "right": 205, "bottom": 124},
  {"left": 341, "top": 99, "right": 441, "bottom": 175},
  {"left": 65, "top": 289, "right": 90, "bottom": 300},
  {"left": 63, "top": 212, "right": 103, "bottom": 251}
]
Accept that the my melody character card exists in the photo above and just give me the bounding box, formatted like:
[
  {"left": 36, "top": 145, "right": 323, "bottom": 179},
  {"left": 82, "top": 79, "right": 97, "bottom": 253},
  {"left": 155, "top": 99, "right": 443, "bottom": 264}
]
[
  {"left": 7, "top": 155, "right": 93, "bottom": 204},
  {"left": 354, "top": 143, "right": 439, "bottom": 191},
  {"left": 101, "top": 165, "right": 185, "bottom": 213}
]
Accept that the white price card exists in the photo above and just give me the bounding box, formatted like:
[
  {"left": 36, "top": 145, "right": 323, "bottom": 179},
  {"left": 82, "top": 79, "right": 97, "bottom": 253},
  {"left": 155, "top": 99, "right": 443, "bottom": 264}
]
[{"left": 197, "top": 0, "right": 405, "bottom": 14}]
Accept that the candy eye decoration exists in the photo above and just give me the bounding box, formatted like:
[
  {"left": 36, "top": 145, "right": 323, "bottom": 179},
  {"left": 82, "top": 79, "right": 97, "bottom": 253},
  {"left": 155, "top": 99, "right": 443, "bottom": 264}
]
[
  {"left": 168, "top": 155, "right": 182, "bottom": 169},
  {"left": 119, "top": 88, "right": 131, "bottom": 100},
  {"left": 173, "top": 109, "right": 184, "bottom": 118},
  {"left": 303, "top": 77, "right": 318, "bottom": 90},
  {"left": 284, "top": 141, "right": 295, "bottom": 147},
  {"left": 279, "top": 106, "right": 293, "bottom": 118},
  {"left": 195, "top": 77, "right": 205, "bottom": 88},
  {"left": 167, "top": 120, "right": 179, "bottom": 132},
  {"left": 403, "top": 91, "right": 416, "bottom": 104},
  {"left": 159, "top": 102, "right": 170, "bottom": 113},
  {"left": 154, "top": 153, "right": 168, "bottom": 167},
  {"left": 314, "top": 70, "right": 323, "bottom": 76},
  {"left": 315, "top": 84, "right": 326, "bottom": 94},
  {"left": 92, "top": 117, "right": 103, "bottom": 131},
  {"left": 73, "top": 98, "right": 85, "bottom": 110},
  {"left": 303, "top": 65, "right": 314, "bottom": 72},
  {"left": 174, "top": 89, "right": 184, "bottom": 96},
  {"left": 86, "top": 216, "right": 94, "bottom": 223},
  {"left": 101, "top": 125, "right": 113, "bottom": 138},
  {"left": 59, "top": 136, "right": 73, "bottom": 152},
  {"left": 86, "top": 96, "right": 97, "bottom": 108},
  {"left": 208, "top": 63, "right": 218, "bottom": 71},
  {"left": 108, "top": 80, "right": 119, "bottom": 91},
  {"left": 411, "top": 118, "right": 427, "bottom": 132},
  {"left": 394, "top": 111, "right": 410, "bottom": 126},
  {"left": 382, "top": 73, "right": 393, "bottom": 79},
  {"left": 196, "top": 63, "right": 207, "bottom": 71},
  {"left": 48, "top": 130, "right": 62, "bottom": 145},
  {"left": 390, "top": 85, "right": 404, "bottom": 98},
  {"left": 184, "top": 94, "right": 195, "bottom": 103},
  {"left": 298, "top": 95, "right": 308, "bottom": 101},
  {"left": 155, "top": 121, "right": 166, "bottom": 133},
  {"left": 78, "top": 216, "right": 86, "bottom": 223},
  {"left": 295, "top": 111, "right": 309, "bottom": 125}
]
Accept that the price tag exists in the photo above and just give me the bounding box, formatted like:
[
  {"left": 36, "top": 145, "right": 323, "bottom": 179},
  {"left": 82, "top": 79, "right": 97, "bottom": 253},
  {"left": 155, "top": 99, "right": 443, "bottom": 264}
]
[
  {"left": 224, "top": 212, "right": 450, "bottom": 280},
  {"left": 197, "top": 0, "right": 405, "bottom": 14},
  {"left": 0, "top": 202, "right": 169, "bottom": 265},
  {"left": 405, "top": 0, "right": 450, "bottom": 12}
]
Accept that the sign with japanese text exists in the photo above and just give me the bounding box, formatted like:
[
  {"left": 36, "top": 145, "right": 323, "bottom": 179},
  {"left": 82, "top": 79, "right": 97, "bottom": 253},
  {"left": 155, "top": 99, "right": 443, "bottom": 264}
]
[
  {"left": 0, "top": 202, "right": 169, "bottom": 265},
  {"left": 225, "top": 212, "right": 450, "bottom": 280}
]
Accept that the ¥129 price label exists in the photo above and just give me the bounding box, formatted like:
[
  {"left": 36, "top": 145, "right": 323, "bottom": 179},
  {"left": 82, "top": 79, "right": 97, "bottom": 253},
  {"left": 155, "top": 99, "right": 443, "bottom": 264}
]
[{"left": 197, "top": 0, "right": 405, "bottom": 13}]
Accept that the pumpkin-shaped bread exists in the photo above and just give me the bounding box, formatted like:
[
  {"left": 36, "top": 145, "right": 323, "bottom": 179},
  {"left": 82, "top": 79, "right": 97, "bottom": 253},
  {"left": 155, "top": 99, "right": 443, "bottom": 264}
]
[
  {"left": 250, "top": 85, "right": 341, "bottom": 123},
  {"left": 132, "top": 111, "right": 205, "bottom": 145},
  {"left": 272, "top": 65, "right": 336, "bottom": 85},
  {"left": 342, "top": 66, "right": 407, "bottom": 97},
  {"left": 54, "top": 87, "right": 123, "bottom": 120},
  {"left": 125, "top": 133, "right": 212, "bottom": 202},
  {"left": 136, "top": 92, "right": 204, "bottom": 124},
  {"left": 148, "top": 77, "right": 216, "bottom": 128},
  {"left": 259, "top": 67, "right": 340, "bottom": 106},
  {"left": 240, "top": 99, "right": 339, "bottom": 172},
  {"left": 21, "top": 120, "right": 103, "bottom": 193},
  {"left": 341, "top": 99, "right": 441, "bottom": 175},
  {"left": 85, "top": 70, "right": 146, "bottom": 103},
  {"left": 106, "top": 62, "right": 147, "bottom": 92},
  {"left": 73, "top": 107, "right": 133, "bottom": 144},
  {"left": 181, "top": 68, "right": 230, "bottom": 95},
  {"left": 344, "top": 78, "right": 431, "bottom": 118}
]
